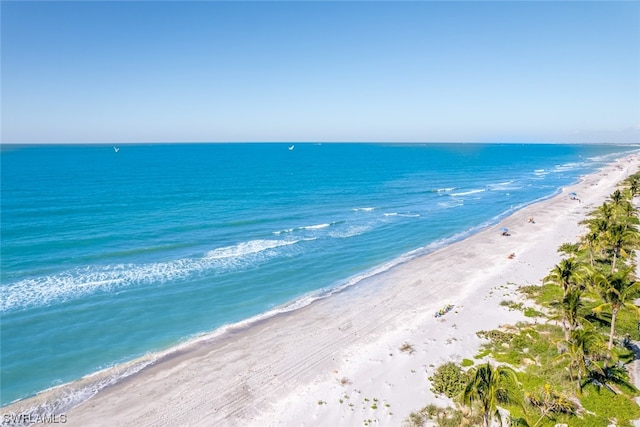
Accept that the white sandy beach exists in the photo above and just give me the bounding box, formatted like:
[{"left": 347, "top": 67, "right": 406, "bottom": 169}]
[{"left": 5, "top": 153, "right": 640, "bottom": 427}]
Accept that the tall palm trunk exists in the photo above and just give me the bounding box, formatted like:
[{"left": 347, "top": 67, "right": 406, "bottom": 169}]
[
  {"left": 608, "top": 307, "right": 618, "bottom": 350},
  {"left": 577, "top": 364, "right": 583, "bottom": 392}
]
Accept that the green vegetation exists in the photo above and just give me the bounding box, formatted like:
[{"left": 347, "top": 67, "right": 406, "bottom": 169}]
[
  {"left": 462, "top": 362, "right": 520, "bottom": 427},
  {"left": 474, "top": 349, "right": 491, "bottom": 359},
  {"left": 524, "top": 307, "right": 543, "bottom": 318},
  {"left": 428, "top": 362, "right": 469, "bottom": 398},
  {"left": 409, "top": 172, "right": 640, "bottom": 426},
  {"left": 461, "top": 358, "right": 474, "bottom": 367},
  {"left": 407, "top": 405, "right": 484, "bottom": 427},
  {"left": 500, "top": 300, "right": 524, "bottom": 311}
]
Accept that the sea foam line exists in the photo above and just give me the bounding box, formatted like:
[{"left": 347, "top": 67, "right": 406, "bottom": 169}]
[
  {"left": 383, "top": 212, "right": 420, "bottom": 218},
  {"left": 391, "top": 214, "right": 420, "bottom": 218},
  {"left": 273, "top": 221, "right": 347, "bottom": 235},
  {"left": 435, "top": 187, "right": 457, "bottom": 193},
  {"left": 450, "top": 189, "right": 485, "bottom": 197},
  {"left": 300, "top": 223, "right": 330, "bottom": 230},
  {"left": 4, "top": 357, "right": 157, "bottom": 425},
  {"left": 205, "top": 239, "right": 298, "bottom": 259},
  {"left": 1, "top": 239, "right": 304, "bottom": 313},
  {"left": 328, "top": 225, "right": 372, "bottom": 239}
]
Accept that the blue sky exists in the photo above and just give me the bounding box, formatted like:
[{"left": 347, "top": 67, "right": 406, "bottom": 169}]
[{"left": 1, "top": 1, "right": 639, "bottom": 144}]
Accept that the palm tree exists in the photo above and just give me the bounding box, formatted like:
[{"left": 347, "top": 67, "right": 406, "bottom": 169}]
[
  {"left": 630, "top": 175, "right": 639, "bottom": 195},
  {"left": 582, "top": 363, "right": 637, "bottom": 394},
  {"left": 620, "top": 201, "right": 639, "bottom": 229},
  {"left": 592, "top": 267, "right": 640, "bottom": 350},
  {"left": 556, "top": 326, "right": 606, "bottom": 391},
  {"left": 525, "top": 384, "right": 577, "bottom": 427},
  {"left": 462, "top": 362, "right": 520, "bottom": 427},
  {"left": 581, "top": 206, "right": 612, "bottom": 261},
  {"left": 627, "top": 176, "right": 640, "bottom": 198},
  {"left": 597, "top": 202, "right": 615, "bottom": 222},
  {"left": 586, "top": 189, "right": 640, "bottom": 272},
  {"left": 557, "top": 287, "right": 584, "bottom": 341},
  {"left": 546, "top": 258, "right": 582, "bottom": 296},
  {"left": 580, "top": 230, "right": 600, "bottom": 267},
  {"left": 606, "top": 222, "right": 638, "bottom": 272},
  {"left": 609, "top": 189, "right": 624, "bottom": 207}
]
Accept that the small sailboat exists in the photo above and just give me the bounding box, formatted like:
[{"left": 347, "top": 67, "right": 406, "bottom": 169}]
[
  {"left": 113, "top": 146, "right": 120, "bottom": 153},
  {"left": 288, "top": 145, "right": 295, "bottom": 151}
]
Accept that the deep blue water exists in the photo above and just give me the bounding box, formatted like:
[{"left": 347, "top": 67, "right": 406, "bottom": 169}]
[{"left": 1, "top": 143, "right": 637, "bottom": 406}]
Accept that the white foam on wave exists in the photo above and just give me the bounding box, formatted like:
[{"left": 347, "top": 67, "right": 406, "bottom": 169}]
[
  {"left": 300, "top": 223, "right": 331, "bottom": 230},
  {"left": 438, "top": 200, "right": 464, "bottom": 209},
  {"left": 205, "top": 239, "right": 298, "bottom": 259},
  {"left": 487, "top": 180, "right": 512, "bottom": 189},
  {"left": 274, "top": 221, "right": 342, "bottom": 235},
  {"left": 450, "top": 189, "right": 486, "bottom": 197},
  {"left": 383, "top": 212, "right": 420, "bottom": 218},
  {"left": 328, "top": 225, "right": 371, "bottom": 238},
  {"left": 587, "top": 150, "right": 640, "bottom": 163},
  {"left": 436, "top": 187, "right": 456, "bottom": 193},
  {"left": 487, "top": 181, "right": 523, "bottom": 191},
  {"left": 1, "top": 239, "right": 304, "bottom": 313},
  {"left": 272, "top": 228, "right": 295, "bottom": 235},
  {"left": 7, "top": 357, "right": 157, "bottom": 424},
  {"left": 553, "top": 161, "right": 584, "bottom": 172},
  {"left": 352, "top": 207, "right": 375, "bottom": 212}
]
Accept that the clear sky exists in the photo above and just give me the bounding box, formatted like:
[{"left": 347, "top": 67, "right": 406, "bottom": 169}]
[{"left": 1, "top": 1, "right": 639, "bottom": 144}]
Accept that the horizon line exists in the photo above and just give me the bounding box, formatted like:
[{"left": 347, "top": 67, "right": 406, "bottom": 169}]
[{"left": 2, "top": 141, "right": 639, "bottom": 146}]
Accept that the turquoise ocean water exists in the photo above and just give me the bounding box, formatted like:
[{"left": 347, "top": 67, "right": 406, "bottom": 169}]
[{"left": 1, "top": 143, "right": 638, "bottom": 407}]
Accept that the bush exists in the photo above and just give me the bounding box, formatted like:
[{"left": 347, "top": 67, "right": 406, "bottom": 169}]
[
  {"left": 524, "top": 307, "right": 543, "bottom": 317},
  {"left": 461, "top": 358, "right": 474, "bottom": 367},
  {"left": 500, "top": 300, "right": 524, "bottom": 311},
  {"left": 428, "top": 362, "right": 468, "bottom": 398},
  {"left": 405, "top": 405, "right": 484, "bottom": 427},
  {"left": 474, "top": 349, "right": 491, "bottom": 359},
  {"left": 476, "top": 329, "right": 514, "bottom": 345},
  {"left": 558, "top": 242, "right": 580, "bottom": 256},
  {"left": 578, "top": 390, "right": 640, "bottom": 427},
  {"left": 406, "top": 411, "right": 424, "bottom": 427}
]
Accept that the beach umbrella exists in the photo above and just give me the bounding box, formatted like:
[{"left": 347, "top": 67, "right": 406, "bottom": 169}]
[
  {"left": 500, "top": 227, "right": 509, "bottom": 233},
  {"left": 569, "top": 192, "right": 577, "bottom": 196}
]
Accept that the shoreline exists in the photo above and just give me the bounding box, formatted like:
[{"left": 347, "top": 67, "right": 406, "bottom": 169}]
[{"left": 3, "top": 153, "right": 640, "bottom": 426}]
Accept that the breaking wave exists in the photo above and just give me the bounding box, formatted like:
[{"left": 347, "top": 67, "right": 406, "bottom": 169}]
[{"left": 2, "top": 239, "right": 304, "bottom": 313}]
